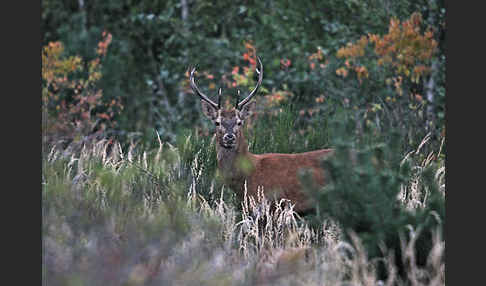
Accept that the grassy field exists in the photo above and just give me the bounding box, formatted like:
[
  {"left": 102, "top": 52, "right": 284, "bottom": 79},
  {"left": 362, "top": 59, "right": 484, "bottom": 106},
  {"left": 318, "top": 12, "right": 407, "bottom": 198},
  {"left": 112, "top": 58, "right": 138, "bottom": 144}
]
[{"left": 42, "top": 122, "right": 444, "bottom": 286}]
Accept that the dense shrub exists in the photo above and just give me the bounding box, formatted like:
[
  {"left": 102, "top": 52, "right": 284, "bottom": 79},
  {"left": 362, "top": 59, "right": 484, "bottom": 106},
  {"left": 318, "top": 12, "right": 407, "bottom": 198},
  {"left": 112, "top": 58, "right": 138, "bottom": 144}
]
[{"left": 304, "top": 115, "right": 444, "bottom": 281}]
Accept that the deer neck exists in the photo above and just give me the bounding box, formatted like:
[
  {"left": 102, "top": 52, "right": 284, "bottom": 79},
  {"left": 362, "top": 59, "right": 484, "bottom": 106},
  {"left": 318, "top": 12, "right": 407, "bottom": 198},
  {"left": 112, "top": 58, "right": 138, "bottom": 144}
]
[{"left": 216, "top": 132, "right": 253, "bottom": 183}]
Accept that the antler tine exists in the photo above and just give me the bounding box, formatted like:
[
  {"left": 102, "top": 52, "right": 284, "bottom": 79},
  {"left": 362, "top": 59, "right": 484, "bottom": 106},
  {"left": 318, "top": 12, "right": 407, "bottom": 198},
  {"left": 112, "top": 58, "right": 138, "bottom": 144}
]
[
  {"left": 237, "top": 56, "right": 263, "bottom": 110},
  {"left": 190, "top": 66, "right": 220, "bottom": 109},
  {"left": 235, "top": 90, "right": 240, "bottom": 109},
  {"left": 218, "top": 88, "right": 222, "bottom": 108}
]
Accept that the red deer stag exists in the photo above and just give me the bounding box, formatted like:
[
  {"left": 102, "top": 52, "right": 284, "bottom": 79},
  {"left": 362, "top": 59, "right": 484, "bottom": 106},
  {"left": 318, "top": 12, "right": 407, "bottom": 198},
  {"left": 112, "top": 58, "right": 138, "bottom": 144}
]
[{"left": 190, "top": 57, "right": 333, "bottom": 213}]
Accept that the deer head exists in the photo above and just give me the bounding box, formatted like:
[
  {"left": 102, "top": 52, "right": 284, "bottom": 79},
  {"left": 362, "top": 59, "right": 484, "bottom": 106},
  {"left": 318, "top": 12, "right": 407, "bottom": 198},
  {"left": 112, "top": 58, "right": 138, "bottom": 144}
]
[{"left": 190, "top": 57, "right": 263, "bottom": 150}]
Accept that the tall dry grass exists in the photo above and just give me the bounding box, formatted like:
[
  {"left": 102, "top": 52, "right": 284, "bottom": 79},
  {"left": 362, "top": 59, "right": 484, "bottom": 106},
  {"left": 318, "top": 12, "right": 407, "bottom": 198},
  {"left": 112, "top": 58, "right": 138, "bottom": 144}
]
[
  {"left": 42, "top": 134, "right": 444, "bottom": 286},
  {"left": 399, "top": 133, "right": 446, "bottom": 211}
]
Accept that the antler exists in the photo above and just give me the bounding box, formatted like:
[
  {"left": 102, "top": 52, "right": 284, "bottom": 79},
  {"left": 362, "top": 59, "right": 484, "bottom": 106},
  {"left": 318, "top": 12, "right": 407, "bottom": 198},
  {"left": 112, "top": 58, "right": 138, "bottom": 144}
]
[
  {"left": 189, "top": 67, "right": 220, "bottom": 109},
  {"left": 237, "top": 56, "right": 263, "bottom": 110}
]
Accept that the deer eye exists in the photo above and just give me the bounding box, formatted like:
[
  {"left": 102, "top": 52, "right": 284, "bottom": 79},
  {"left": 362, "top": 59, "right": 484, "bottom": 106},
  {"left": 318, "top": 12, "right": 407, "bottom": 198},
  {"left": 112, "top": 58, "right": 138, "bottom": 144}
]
[
  {"left": 215, "top": 122, "right": 221, "bottom": 126},
  {"left": 237, "top": 120, "right": 243, "bottom": 126}
]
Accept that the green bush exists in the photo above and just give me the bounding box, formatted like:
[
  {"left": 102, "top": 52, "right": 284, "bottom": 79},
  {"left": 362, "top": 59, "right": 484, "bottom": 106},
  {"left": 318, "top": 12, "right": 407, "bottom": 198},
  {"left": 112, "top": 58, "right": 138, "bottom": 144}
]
[{"left": 304, "top": 115, "right": 444, "bottom": 280}]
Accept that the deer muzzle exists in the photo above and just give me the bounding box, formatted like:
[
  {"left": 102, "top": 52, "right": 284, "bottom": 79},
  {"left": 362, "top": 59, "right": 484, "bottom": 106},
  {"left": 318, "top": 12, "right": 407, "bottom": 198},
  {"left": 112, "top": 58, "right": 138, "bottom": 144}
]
[{"left": 222, "top": 133, "right": 236, "bottom": 148}]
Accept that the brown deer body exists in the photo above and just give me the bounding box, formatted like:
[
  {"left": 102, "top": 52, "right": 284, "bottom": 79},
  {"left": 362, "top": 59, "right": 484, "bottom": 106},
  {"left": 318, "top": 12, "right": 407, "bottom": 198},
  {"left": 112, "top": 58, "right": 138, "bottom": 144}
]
[{"left": 190, "top": 57, "right": 332, "bottom": 213}]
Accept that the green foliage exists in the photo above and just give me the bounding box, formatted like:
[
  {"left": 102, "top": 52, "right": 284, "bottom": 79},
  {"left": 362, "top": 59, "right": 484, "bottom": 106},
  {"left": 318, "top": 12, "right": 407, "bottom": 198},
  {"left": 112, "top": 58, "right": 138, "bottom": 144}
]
[
  {"left": 249, "top": 103, "right": 331, "bottom": 155},
  {"left": 42, "top": 0, "right": 445, "bottom": 153}
]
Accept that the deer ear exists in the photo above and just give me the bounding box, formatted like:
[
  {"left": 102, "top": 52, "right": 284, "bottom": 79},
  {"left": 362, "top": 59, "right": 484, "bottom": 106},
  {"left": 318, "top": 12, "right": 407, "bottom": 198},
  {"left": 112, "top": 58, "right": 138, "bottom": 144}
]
[
  {"left": 239, "top": 100, "right": 256, "bottom": 120},
  {"left": 201, "top": 100, "right": 218, "bottom": 121}
]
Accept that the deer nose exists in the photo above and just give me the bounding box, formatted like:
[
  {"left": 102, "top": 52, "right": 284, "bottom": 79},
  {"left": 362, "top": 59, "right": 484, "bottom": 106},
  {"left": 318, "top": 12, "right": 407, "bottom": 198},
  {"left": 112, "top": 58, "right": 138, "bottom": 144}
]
[{"left": 223, "top": 133, "right": 235, "bottom": 142}]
